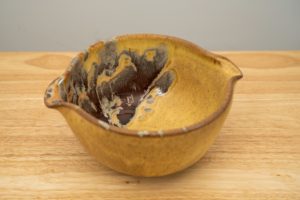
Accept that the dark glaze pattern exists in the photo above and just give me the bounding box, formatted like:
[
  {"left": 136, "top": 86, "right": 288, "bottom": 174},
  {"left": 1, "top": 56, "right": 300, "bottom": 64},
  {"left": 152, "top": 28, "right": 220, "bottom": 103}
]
[{"left": 60, "top": 41, "right": 175, "bottom": 127}]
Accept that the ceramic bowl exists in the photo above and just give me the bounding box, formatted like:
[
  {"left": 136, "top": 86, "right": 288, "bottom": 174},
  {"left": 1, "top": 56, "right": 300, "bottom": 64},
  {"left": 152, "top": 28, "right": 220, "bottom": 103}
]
[{"left": 44, "top": 34, "right": 242, "bottom": 177}]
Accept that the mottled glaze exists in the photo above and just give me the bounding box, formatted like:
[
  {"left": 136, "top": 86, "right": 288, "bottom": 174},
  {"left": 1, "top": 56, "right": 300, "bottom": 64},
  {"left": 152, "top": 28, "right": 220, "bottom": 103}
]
[{"left": 44, "top": 34, "right": 242, "bottom": 177}]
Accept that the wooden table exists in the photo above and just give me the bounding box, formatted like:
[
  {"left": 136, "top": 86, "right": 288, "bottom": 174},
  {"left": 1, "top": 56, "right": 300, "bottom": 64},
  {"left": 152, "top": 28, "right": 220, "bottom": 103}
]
[{"left": 0, "top": 52, "right": 299, "bottom": 199}]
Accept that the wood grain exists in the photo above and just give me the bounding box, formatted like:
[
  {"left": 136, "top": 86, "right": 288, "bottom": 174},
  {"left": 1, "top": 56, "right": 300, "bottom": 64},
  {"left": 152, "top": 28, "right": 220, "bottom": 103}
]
[{"left": 0, "top": 51, "right": 299, "bottom": 199}]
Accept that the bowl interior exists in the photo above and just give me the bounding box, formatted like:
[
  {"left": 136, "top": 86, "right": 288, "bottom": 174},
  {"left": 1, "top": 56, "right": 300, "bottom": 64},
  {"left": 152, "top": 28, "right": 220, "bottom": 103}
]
[{"left": 50, "top": 35, "right": 234, "bottom": 131}]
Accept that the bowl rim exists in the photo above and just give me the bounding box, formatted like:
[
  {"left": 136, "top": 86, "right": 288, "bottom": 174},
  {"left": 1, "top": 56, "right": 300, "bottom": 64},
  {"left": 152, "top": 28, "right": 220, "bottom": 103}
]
[{"left": 44, "top": 33, "right": 243, "bottom": 137}]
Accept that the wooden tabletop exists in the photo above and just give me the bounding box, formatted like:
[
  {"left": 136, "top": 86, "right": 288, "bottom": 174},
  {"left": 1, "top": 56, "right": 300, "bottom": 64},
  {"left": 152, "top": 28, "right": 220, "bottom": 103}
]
[{"left": 0, "top": 52, "right": 299, "bottom": 199}]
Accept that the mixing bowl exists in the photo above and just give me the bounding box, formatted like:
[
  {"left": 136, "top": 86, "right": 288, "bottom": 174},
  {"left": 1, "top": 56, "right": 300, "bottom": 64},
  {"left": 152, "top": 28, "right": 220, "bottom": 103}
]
[{"left": 44, "top": 34, "right": 242, "bottom": 177}]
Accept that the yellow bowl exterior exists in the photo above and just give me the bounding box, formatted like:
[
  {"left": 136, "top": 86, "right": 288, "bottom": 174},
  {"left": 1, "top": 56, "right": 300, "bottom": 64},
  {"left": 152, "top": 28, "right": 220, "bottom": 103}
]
[{"left": 57, "top": 101, "right": 231, "bottom": 177}]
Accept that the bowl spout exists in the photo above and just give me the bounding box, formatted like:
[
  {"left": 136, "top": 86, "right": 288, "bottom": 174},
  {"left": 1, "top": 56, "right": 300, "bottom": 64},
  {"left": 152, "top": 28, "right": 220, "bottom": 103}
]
[
  {"left": 217, "top": 55, "right": 243, "bottom": 81},
  {"left": 44, "top": 76, "right": 65, "bottom": 108}
]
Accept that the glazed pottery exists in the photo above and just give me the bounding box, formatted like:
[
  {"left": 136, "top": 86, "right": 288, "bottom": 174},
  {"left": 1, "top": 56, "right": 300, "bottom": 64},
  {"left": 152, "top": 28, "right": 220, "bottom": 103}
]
[{"left": 44, "top": 34, "right": 242, "bottom": 177}]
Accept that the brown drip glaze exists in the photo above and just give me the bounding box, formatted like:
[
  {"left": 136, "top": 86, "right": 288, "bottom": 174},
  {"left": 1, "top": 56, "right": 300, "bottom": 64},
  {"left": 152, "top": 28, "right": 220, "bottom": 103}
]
[{"left": 61, "top": 41, "right": 175, "bottom": 127}]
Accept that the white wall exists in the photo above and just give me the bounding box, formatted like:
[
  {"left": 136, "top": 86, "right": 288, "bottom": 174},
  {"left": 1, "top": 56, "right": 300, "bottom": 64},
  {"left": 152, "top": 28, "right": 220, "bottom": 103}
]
[{"left": 0, "top": 0, "right": 299, "bottom": 51}]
